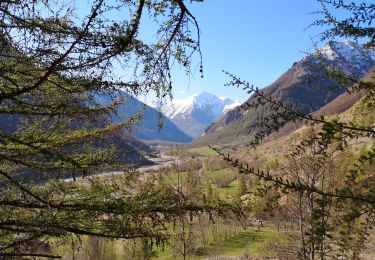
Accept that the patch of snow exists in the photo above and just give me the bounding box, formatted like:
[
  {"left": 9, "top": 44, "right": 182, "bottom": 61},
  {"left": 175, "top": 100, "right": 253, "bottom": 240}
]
[
  {"left": 162, "top": 92, "right": 237, "bottom": 120},
  {"left": 320, "top": 44, "right": 337, "bottom": 60},
  {"left": 319, "top": 41, "right": 375, "bottom": 75},
  {"left": 223, "top": 101, "right": 241, "bottom": 113},
  {"left": 163, "top": 95, "right": 195, "bottom": 119}
]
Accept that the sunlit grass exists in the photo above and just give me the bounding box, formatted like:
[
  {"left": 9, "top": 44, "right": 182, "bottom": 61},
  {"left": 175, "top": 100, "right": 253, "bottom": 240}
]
[
  {"left": 188, "top": 146, "right": 218, "bottom": 156},
  {"left": 154, "top": 227, "right": 281, "bottom": 259},
  {"left": 194, "top": 228, "right": 281, "bottom": 257}
]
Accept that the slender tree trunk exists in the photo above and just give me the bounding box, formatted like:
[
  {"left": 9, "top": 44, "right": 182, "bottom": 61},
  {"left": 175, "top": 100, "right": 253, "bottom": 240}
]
[
  {"left": 309, "top": 191, "right": 315, "bottom": 260},
  {"left": 320, "top": 173, "right": 326, "bottom": 260},
  {"left": 298, "top": 192, "right": 308, "bottom": 260},
  {"left": 181, "top": 215, "right": 186, "bottom": 260}
]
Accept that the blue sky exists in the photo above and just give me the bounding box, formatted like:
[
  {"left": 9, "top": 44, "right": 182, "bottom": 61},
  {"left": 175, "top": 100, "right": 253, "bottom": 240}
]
[
  {"left": 75, "top": 0, "right": 354, "bottom": 103},
  {"left": 168, "top": 0, "right": 331, "bottom": 102}
]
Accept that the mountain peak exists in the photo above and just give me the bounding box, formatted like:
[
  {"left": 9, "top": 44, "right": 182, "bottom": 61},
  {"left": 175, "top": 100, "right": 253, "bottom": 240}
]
[
  {"left": 161, "top": 92, "right": 240, "bottom": 137},
  {"left": 319, "top": 40, "right": 375, "bottom": 75},
  {"left": 198, "top": 41, "right": 375, "bottom": 144},
  {"left": 194, "top": 91, "right": 215, "bottom": 97},
  {"left": 193, "top": 92, "right": 224, "bottom": 108}
]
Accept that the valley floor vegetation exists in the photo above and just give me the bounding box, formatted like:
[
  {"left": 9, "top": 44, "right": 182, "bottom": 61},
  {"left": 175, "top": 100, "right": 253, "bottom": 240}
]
[{"left": 0, "top": 0, "right": 374, "bottom": 259}]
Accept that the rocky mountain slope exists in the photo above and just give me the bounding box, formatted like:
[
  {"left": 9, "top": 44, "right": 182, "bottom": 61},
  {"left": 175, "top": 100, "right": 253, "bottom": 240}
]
[
  {"left": 313, "top": 65, "right": 374, "bottom": 117},
  {"left": 154, "top": 92, "right": 240, "bottom": 137},
  {"left": 195, "top": 41, "right": 375, "bottom": 145}
]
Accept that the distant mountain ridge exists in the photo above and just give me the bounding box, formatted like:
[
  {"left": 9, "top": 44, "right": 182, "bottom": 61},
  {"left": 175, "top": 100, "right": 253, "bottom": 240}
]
[
  {"left": 152, "top": 92, "right": 241, "bottom": 138},
  {"left": 196, "top": 41, "right": 375, "bottom": 145},
  {"left": 96, "top": 91, "right": 193, "bottom": 143}
]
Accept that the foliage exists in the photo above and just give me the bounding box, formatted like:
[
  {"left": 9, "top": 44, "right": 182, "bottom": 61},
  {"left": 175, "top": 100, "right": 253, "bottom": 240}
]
[
  {"left": 312, "top": 0, "right": 375, "bottom": 48},
  {"left": 0, "top": 0, "right": 222, "bottom": 258},
  {"left": 214, "top": 175, "right": 234, "bottom": 189},
  {"left": 210, "top": 0, "right": 375, "bottom": 258},
  {"left": 236, "top": 175, "right": 247, "bottom": 198}
]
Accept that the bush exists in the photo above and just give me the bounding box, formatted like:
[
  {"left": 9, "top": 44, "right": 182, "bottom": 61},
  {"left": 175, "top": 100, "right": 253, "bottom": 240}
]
[
  {"left": 205, "top": 157, "right": 230, "bottom": 171},
  {"left": 214, "top": 175, "right": 234, "bottom": 188},
  {"left": 175, "top": 159, "right": 203, "bottom": 172}
]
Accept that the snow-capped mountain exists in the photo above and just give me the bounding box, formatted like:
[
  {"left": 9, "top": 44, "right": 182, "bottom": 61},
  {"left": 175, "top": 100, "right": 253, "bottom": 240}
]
[
  {"left": 163, "top": 92, "right": 238, "bottom": 120},
  {"left": 318, "top": 40, "right": 375, "bottom": 76},
  {"left": 153, "top": 92, "right": 240, "bottom": 137},
  {"left": 199, "top": 41, "right": 375, "bottom": 144}
]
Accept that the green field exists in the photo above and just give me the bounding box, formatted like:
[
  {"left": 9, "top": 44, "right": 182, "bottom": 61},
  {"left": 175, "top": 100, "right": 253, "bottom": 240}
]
[
  {"left": 212, "top": 179, "right": 239, "bottom": 197},
  {"left": 204, "top": 169, "right": 234, "bottom": 179},
  {"left": 204, "top": 169, "right": 239, "bottom": 197},
  {"left": 154, "top": 227, "right": 281, "bottom": 259},
  {"left": 188, "top": 146, "right": 218, "bottom": 156},
  {"left": 195, "top": 228, "right": 281, "bottom": 257}
]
